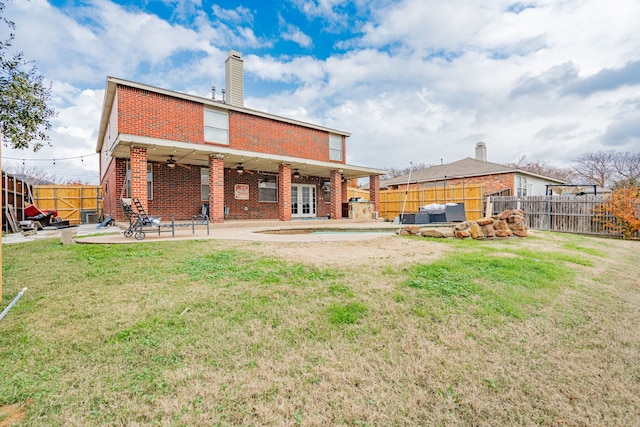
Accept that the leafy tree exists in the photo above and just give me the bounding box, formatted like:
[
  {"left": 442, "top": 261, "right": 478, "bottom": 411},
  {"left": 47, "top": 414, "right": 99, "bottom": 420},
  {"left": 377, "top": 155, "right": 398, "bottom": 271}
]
[
  {"left": 0, "top": 0, "right": 56, "bottom": 151},
  {"left": 594, "top": 183, "right": 640, "bottom": 240}
]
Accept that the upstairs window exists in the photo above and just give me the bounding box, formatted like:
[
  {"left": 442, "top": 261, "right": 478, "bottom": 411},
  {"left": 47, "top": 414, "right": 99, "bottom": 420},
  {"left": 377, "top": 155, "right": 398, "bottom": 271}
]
[
  {"left": 329, "top": 134, "right": 343, "bottom": 161},
  {"left": 204, "top": 108, "right": 229, "bottom": 144}
]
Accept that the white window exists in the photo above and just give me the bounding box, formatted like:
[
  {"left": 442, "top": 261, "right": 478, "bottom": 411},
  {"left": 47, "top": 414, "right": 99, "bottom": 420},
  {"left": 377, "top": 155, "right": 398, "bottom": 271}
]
[
  {"left": 201, "top": 168, "right": 209, "bottom": 201},
  {"left": 125, "top": 161, "right": 153, "bottom": 199},
  {"left": 323, "top": 181, "right": 331, "bottom": 202},
  {"left": 258, "top": 176, "right": 278, "bottom": 202},
  {"left": 204, "top": 108, "right": 229, "bottom": 144},
  {"left": 329, "top": 134, "right": 343, "bottom": 161},
  {"left": 516, "top": 176, "right": 528, "bottom": 197}
]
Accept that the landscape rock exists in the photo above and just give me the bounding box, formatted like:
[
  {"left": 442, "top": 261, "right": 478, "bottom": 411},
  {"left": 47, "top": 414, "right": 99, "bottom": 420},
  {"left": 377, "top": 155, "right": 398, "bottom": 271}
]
[
  {"left": 495, "top": 229, "right": 512, "bottom": 237},
  {"left": 481, "top": 224, "right": 495, "bottom": 238},
  {"left": 499, "top": 210, "right": 512, "bottom": 220},
  {"left": 456, "top": 229, "right": 471, "bottom": 238},
  {"left": 469, "top": 223, "right": 484, "bottom": 240},
  {"left": 476, "top": 217, "right": 494, "bottom": 226},
  {"left": 420, "top": 228, "right": 446, "bottom": 238},
  {"left": 512, "top": 229, "right": 528, "bottom": 237}
]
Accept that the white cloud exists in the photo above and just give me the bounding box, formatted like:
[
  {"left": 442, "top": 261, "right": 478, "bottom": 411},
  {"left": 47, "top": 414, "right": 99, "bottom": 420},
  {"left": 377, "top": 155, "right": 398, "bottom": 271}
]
[{"left": 3, "top": 0, "right": 639, "bottom": 182}]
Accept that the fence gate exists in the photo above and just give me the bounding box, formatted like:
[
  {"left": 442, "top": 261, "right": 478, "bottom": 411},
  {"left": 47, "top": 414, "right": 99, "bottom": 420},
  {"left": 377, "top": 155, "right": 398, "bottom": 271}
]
[{"left": 33, "top": 185, "right": 103, "bottom": 225}]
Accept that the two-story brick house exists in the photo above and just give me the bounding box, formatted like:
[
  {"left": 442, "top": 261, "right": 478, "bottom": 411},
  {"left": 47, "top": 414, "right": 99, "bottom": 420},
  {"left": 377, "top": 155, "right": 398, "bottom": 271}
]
[{"left": 97, "top": 51, "right": 385, "bottom": 223}]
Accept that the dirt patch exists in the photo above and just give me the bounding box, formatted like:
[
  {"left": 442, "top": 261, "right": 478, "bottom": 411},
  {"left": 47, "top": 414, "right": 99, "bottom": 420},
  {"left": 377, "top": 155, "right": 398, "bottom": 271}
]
[
  {"left": 223, "top": 234, "right": 451, "bottom": 270},
  {"left": 0, "top": 400, "right": 31, "bottom": 427}
]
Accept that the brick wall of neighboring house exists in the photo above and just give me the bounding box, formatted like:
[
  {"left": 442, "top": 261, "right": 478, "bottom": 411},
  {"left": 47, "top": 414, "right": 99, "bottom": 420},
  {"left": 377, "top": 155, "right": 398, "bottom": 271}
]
[
  {"left": 117, "top": 85, "right": 204, "bottom": 143},
  {"left": 443, "top": 173, "right": 514, "bottom": 195}
]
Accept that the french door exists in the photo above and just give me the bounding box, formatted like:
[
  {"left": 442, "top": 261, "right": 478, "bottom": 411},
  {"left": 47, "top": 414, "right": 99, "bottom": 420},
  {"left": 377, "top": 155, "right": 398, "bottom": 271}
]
[{"left": 291, "top": 184, "right": 316, "bottom": 218}]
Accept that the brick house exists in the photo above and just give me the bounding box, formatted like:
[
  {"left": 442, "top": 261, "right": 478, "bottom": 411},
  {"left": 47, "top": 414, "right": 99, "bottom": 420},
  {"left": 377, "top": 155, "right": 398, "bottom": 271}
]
[
  {"left": 97, "top": 51, "right": 386, "bottom": 223},
  {"left": 382, "top": 142, "right": 565, "bottom": 196}
]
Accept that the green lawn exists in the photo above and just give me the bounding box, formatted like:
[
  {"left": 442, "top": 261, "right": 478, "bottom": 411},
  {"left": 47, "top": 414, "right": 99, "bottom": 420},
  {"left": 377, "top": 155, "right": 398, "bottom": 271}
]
[{"left": 1, "top": 233, "right": 639, "bottom": 426}]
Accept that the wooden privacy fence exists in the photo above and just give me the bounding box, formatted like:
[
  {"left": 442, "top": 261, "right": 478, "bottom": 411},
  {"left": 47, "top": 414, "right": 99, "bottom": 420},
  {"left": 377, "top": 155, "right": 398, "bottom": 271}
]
[
  {"left": 348, "top": 184, "right": 484, "bottom": 221},
  {"left": 2, "top": 171, "right": 32, "bottom": 232},
  {"left": 490, "top": 195, "right": 626, "bottom": 237},
  {"left": 32, "top": 185, "right": 103, "bottom": 225}
]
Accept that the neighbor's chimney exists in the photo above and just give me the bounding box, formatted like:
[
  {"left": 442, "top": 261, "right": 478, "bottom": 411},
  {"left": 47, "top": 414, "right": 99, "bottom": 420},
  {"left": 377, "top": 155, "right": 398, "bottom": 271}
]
[
  {"left": 225, "top": 50, "right": 244, "bottom": 108},
  {"left": 475, "top": 141, "right": 487, "bottom": 161}
]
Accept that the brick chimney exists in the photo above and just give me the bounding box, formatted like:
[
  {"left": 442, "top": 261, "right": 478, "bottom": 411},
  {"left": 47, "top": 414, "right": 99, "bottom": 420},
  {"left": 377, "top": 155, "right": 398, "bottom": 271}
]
[
  {"left": 225, "top": 50, "right": 244, "bottom": 108},
  {"left": 475, "top": 141, "right": 487, "bottom": 161}
]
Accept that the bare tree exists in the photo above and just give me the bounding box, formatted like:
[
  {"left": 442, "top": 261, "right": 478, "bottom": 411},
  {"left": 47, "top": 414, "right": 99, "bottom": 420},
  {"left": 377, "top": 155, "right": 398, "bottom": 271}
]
[
  {"left": 507, "top": 156, "right": 576, "bottom": 183},
  {"left": 4, "top": 163, "right": 56, "bottom": 184},
  {"left": 572, "top": 150, "right": 617, "bottom": 187},
  {"left": 612, "top": 151, "right": 640, "bottom": 185},
  {"left": 384, "top": 163, "right": 429, "bottom": 179}
]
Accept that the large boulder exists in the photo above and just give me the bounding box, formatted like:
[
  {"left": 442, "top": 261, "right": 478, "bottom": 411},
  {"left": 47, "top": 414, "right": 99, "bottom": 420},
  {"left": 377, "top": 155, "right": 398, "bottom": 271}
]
[
  {"left": 481, "top": 224, "right": 496, "bottom": 238},
  {"left": 476, "top": 216, "right": 494, "bottom": 226},
  {"left": 469, "top": 222, "right": 484, "bottom": 240}
]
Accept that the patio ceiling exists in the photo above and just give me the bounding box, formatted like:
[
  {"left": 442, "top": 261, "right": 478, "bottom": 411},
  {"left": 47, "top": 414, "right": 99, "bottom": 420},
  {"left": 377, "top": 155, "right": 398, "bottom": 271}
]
[{"left": 109, "top": 135, "right": 387, "bottom": 180}]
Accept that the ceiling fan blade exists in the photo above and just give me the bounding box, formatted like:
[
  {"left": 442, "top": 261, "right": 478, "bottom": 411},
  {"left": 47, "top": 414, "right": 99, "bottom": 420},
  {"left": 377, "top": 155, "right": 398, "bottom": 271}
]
[{"left": 177, "top": 163, "right": 191, "bottom": 170}]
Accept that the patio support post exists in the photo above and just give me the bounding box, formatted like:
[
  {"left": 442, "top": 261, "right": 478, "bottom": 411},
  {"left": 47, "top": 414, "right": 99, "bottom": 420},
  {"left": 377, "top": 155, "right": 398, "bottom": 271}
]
[
  {"left": 369, "top": 174, "right": 380, "bottom": 215},
  {"left": 130, "top": 146, "right": 148, "bottom": 213},
  {"left": 330, "top": 169, "right": 342, "bottom": 219},
  {"left": 208, "top": 155, "right": 225, "bottom": 223},
  {"left": 278, "top": 163, "right": 292, "bottom": 221}
]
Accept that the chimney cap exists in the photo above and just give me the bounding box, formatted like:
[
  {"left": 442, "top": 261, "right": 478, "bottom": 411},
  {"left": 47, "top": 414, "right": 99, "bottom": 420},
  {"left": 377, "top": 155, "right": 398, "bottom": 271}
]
[{"left": 228, "top": 50, "right": 242, "bottom": 59}]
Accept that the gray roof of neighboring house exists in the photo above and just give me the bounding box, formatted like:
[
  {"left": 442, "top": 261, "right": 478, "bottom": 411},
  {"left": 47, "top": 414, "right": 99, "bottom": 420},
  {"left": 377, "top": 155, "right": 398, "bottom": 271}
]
[{"left": 381, "top": 157, "right": 565, "bottom": 187}]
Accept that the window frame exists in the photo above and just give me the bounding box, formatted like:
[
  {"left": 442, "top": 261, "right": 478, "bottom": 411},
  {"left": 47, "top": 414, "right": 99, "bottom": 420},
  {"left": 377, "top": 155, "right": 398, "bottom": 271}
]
[
  {"left": 329, "top": 134, "right": 343, "bottom": 161},
  {"left": 258, "top": 175, "right": 278, "bottom": 203},
  {"left": 125, "top": 161, "right": 153, "bottom": 200},
  {"left": 201, "top": 168, "right": 209, "bottom": 201},
  {"left": 204, "top": 108, "right": 229, "bottom": 144}
]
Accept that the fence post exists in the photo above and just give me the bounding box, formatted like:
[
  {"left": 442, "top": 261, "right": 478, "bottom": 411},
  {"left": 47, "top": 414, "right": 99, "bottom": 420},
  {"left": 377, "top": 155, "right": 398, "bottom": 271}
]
[{"left": 546, "top": 195, "right": 551, "bottom": 232}]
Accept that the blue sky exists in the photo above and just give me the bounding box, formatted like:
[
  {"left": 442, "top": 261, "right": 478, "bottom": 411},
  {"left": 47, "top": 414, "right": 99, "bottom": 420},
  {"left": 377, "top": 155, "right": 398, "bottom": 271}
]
[{"left": 2, "top": 0, "right": 640, "bottom": 184}]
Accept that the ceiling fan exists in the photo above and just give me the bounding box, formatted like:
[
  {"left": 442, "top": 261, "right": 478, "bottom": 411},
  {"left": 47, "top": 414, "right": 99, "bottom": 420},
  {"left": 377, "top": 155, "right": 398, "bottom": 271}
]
[
  {"left": 166, "top": 155, "right": 191, "bottom": 170},
  {"left": 235, "top": 163, "right": 253, "bottom": 175}
]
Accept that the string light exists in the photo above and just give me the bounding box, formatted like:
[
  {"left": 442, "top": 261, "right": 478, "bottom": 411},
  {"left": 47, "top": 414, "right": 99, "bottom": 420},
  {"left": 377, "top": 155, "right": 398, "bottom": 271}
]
[{"left": 2, "top": 152, "right": 99, "bottom": 162}]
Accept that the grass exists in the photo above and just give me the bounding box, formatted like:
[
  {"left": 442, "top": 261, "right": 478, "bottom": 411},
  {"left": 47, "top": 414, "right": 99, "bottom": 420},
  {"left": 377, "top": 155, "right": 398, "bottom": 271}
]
[{"left": 1, "top": 233, "right": 639, "bottom": 426}]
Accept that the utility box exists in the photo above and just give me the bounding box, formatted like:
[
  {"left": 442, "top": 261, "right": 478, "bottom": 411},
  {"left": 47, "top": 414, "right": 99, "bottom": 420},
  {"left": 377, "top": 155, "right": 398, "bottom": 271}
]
[{"left": 82, "top": 210, "right": 99, "bottom": 224}]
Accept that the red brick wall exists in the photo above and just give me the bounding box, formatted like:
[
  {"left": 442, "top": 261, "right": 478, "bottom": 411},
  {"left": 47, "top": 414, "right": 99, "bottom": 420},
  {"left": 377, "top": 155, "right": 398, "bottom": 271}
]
[
  {"left": 444, "top": 173, "right": 514, "bottom": 195},
  {"left": 130, "top": 146, "right": 148, "bottom": 212},
  {"left": 118, "top": 85, "right": 204, "bottom": 143},
  {"left": 116, "top": 85, "right": 346, "bottom": 164},
  {"left": 329, "top": 170, "right": 342, "bottom": 219},
  {"left": 229, "top": 112, "right": 344, "bottom": 163},
  {"left": 388, "top": 173, "right": 515, "bottom": 195},
  {"left": 277, "top": 164, "right": 291, "bottom": 221},
  {"left": 207, "top": 156, "right": 225, "bottom": 223},
  {"left": 147, "top": 163, "right": 203, "bottom": 220},
  {"left": 101, "top": 157, "right": 123, "bottom": 220},
  {"left": 369, "top": 175, "right": 380, "bottom": 212},
  {"left": 224, "top": 169, "right": 279, "bottom": 220}
]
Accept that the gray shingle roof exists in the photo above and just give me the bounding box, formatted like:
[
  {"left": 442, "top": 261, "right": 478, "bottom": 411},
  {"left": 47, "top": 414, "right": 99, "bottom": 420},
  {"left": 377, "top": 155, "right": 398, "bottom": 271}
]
[{"left": 381, "top": 157, "right": 564, "bottom": 187}]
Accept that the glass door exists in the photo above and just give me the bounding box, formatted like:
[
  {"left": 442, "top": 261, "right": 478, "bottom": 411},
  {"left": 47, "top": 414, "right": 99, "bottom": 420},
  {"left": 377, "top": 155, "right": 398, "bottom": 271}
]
[{"left": 291, "top": 184, "right": 316, "bottom": 218}]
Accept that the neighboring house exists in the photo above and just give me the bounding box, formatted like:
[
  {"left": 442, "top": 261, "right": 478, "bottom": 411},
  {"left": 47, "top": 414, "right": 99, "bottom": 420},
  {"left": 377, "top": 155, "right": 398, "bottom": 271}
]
[
  {"left": 381, "top": 142, "right": 565, "bottom": 196},
  {"left": 97, "top": 51, "right": 386, "bottom": 223}
]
